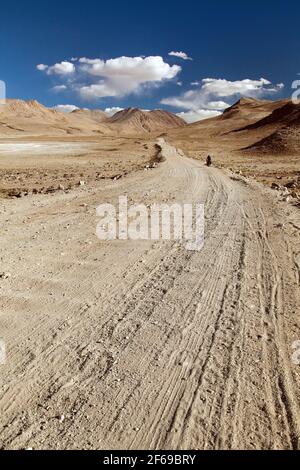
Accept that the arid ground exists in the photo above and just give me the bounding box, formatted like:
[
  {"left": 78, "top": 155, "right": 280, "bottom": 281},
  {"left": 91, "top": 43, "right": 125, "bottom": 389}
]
[{"left": 0, "top": 99, "right": 299, "bottom": 450}]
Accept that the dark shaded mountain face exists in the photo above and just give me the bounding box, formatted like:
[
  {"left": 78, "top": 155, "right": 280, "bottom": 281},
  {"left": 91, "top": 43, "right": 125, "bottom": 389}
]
[
  {"left": 235, "top": 101, "right": 300, "bottom": 132},
  {"left": 236, "top": 101, "right": 300, "bottom": 155}
]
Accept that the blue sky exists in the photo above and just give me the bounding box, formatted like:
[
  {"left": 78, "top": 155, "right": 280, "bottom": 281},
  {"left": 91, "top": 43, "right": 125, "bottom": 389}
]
[{"left": 1, "top": 0, "right": 299, "bottom": 121}]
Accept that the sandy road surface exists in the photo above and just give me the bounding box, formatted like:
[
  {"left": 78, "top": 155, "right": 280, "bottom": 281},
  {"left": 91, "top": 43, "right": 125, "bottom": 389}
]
[{"left": 0, "top": 139, "right": 299, "bottom": 450}]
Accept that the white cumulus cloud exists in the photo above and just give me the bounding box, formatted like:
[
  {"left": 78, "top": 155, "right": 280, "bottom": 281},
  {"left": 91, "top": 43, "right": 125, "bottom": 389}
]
[
  {"left": 161, "top": 77, "right": 284, "bottom": 122},
  {"left": 177, "top": 109, "right": 222, "bottom": 123},
  {"left": 199, "top": 77, "right": 283, "bottom": 98},
  {"left": 51, "top": 85, "right": 67, "bottom": 93},
  {"left": 37, "top": 64, "right": 48, "bottom": 71},
  {"left": 37, "top": 56, "right": 181, "bottom": 101},
  {"left": 78, "top": 56, "right": 181, "bottom": 99},
  {"left": 104, "top": 107, "right": 124, "bottom": 117},
  {"left": 52, "top": 104, "right": 79, "bottom": 113},
  {"left": 37, "top": 61, "right": 75, "bottom": 75},
  {"left": 168, "top": 51, "right": 193, "bottom": 61}
]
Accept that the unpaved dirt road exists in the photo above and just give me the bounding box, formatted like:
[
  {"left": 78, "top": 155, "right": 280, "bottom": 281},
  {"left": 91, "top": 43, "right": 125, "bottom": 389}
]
[{"left": 0, "top": 139, "right": 299, "bottom": 450}]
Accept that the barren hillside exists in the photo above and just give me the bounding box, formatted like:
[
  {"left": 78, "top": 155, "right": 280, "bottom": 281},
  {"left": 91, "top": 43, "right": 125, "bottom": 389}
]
[
  {"left": 168, "top": 98, "right": 291, "bottom": 152},
  {"left": 0, "top": 100, "right": 186, "bottom": 137},
  {"left": 109, "top": 107, "right": 186, "bottom": 134}
]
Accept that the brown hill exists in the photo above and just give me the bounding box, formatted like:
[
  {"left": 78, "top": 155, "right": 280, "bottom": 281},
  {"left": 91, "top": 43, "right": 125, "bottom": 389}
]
[
  {"left": 0, "top": 99, "right": 112, "bottom": 137},
  {"left": 221, "top": 97, "right": 286, "bottom": 125},
  {"left": 167, "top": 98, "right": 300, "bottom": 155},
  {"left": 109, "top": 108, "right": 186, "bottom": 134},
  {"left": 235, "top": 101, "right": 300, "bottom": 155},
  {"left": 171, "top": 98, "right": 285, "bottom": 139},
  {"left": 235, "top": 101, "right": 300, "bottom": 132},
  {"left": 242, "top": 125, "right": 300, "bottom": 155},
  {"left": 71, "top": 108, "right": 108, "bottom": 123},
  {"left": 0, "top": 100, "right": 186, "bottom": 137},
  {"left": 3, "top": 99, "right": 53, "bottom": 117}
]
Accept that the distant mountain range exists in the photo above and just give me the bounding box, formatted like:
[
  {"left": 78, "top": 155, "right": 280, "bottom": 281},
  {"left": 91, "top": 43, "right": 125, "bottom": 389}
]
[
  {"left": 0, "top": 100, "right": 186, "bottom": 137},
  {"left": 1, "top": 97, "right": 300, "bottom": 155}
]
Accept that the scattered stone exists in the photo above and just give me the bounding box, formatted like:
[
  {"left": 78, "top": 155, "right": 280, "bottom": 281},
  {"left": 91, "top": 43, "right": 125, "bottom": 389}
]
[
  {"left": 45, "top": 186, "right": 55, "bottom": 194},
  {"left": 8, "top": 189, "right": 23, "bottom": 198},
  {"left": 257, "top": 333, "right": 269, "bottom": 342},
  {"left": 284, "top": 181, "right": 296, "bottom": 189},
  {"left": 0, "top": 272, "right": 11, "bottom": 279},
  {"left": 149, "top": 162, "right": 158, "bottom": 169},
  {"left": 271, "top": 183, "right": 281, "bottom": 190}
]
